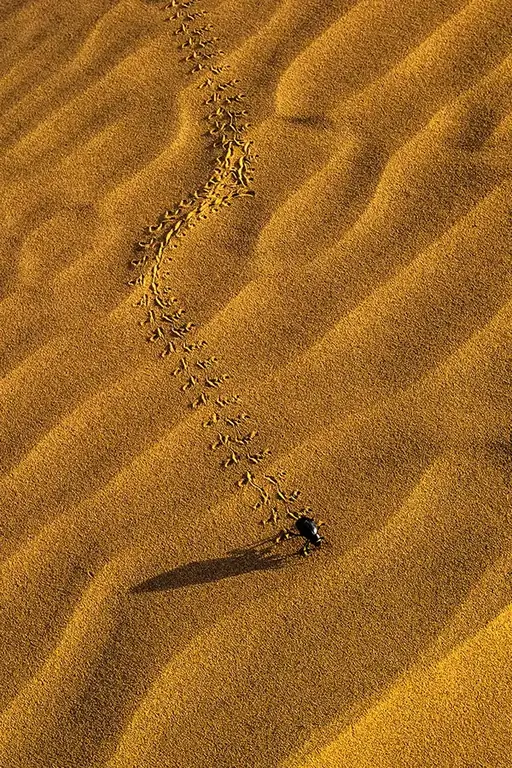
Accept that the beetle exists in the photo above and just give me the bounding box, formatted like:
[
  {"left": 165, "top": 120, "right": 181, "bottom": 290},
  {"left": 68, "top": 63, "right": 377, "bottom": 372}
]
[{"left": 275, "top": 509, "right": 327, "bottom": 557}]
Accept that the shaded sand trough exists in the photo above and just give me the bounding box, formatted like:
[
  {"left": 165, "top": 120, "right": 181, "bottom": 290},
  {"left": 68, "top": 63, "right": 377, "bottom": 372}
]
[{"left": 1, "top": 0, "right": 512, "bottom": 766}]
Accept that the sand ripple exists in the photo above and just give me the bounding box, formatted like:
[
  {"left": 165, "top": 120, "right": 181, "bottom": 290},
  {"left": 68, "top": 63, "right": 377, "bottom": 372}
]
[{"left": 0, "top": 0, "right": 511, "bottom": 766}]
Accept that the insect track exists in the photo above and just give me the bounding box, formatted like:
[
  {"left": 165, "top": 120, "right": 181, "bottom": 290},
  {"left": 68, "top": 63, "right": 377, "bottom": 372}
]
[{"left": 129, "top": 0, "right": 315, "bottom": 535}]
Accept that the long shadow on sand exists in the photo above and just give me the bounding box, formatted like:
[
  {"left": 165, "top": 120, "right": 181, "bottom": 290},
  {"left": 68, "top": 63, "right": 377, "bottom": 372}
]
[{"left": 130, "top": 536, "right": 299, "bottom": 593}]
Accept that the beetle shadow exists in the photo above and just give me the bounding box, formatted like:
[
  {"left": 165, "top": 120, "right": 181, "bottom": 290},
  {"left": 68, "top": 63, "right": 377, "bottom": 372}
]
[{"left": 130, "top": 535, "right": 300, "bottom": 594}]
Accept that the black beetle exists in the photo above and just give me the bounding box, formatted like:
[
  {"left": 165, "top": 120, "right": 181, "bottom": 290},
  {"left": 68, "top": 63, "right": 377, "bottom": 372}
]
[{"left": 275, "top": 509, "right": 327, "bottom": 557}]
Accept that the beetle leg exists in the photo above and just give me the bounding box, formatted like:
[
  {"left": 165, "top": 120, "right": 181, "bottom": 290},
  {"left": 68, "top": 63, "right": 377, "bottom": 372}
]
[{"left": 275, "top": 528, "right": 300, "bottom": 544}]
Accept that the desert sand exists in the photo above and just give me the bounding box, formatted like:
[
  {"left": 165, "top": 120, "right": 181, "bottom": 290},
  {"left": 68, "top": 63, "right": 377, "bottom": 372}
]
[{"left": 1, "top": 0, "right": 512, "bottom": 766}]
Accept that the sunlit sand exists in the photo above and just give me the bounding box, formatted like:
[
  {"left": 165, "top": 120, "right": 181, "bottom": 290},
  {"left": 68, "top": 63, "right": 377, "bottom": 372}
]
[{"left": 1, "top": 0, "right": 511, "bottom": 766}]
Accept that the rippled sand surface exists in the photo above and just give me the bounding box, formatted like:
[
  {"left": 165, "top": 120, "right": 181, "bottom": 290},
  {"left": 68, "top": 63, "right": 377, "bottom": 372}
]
[{"left": 1, "top": 0, "right": 512, "bottom": 766}]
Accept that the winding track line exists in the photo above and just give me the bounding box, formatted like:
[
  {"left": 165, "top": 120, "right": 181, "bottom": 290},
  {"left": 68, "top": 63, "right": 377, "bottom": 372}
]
[{"left": 129, "top": 0, "right": 317, "bottom": 551}]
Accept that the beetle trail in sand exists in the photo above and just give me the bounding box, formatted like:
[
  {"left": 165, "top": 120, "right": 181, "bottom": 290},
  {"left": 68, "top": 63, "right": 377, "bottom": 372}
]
[{"left": 129, "top": 0, "right": 322, "bottom": 553}]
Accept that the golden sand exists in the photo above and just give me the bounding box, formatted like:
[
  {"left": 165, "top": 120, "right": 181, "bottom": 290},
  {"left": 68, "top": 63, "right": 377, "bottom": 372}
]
[{"left": 1, "top": 0, "right": 511, "bottom": 765}]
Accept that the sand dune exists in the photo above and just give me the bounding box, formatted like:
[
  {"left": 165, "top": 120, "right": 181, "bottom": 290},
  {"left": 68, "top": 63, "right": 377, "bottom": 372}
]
[{"left": 1, "top": 0, "right": 511, "bottom": 766}]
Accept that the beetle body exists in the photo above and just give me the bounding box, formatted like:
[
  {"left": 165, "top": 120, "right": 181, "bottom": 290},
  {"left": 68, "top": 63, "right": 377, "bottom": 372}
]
[
  {"left": 270, "top": 508, "right": 327, "bottom": 557},
  {"left": 294, "top": 515, "right": 323, "bottom": 547}
]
